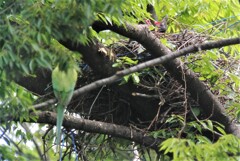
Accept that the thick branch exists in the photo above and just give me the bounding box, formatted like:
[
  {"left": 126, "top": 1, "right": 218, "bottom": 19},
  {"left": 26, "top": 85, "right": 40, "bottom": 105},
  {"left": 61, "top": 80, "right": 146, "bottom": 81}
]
[
  {"left": 60, "top": 41, "right": 116, "bottom": 77},
  {"left": 16, "top": 69, "right": 52, "bottom": 96},
  {"left": 28, "top": 111, "right": 161, "bottom": 151}
]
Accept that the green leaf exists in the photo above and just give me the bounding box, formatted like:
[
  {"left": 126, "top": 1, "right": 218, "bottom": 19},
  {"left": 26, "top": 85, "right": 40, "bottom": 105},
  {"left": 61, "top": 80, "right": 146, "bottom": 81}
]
[
  {"left": 132, "top": 73, "right": 140, "bottom": 84},
  {"left": 207, "top": 120, "right": 213, "bottom": 131},
  {"left": 237, "top": 110, "right": 240, "bottom": 122},
  {"left": 26, "top": 132, "right": 33, "bottom": 140},
  {"left": 21, "top": 63, "right": 30, "bottom": 75},
  {"left": 123, "top": 75, "right": 130, "bottom": 82},
  {"left": 121, "top": 57, "right": 138, "bottom": 65},
  {"left": 215, "top": 126, "right": 226, "bottom": 135},
  {"left": 196, "top": 135, "right": 211, "bottom": 144},
  {"left": 200, "top": 121, "right": 208, "bottom": 129},
  {"left": 191, "top": 107, "right": 200, "bottom": 117},
  {"left": 36, "top": 56, "right": 51, "bottom": 70},
  {"left": 112, "top": 62, "right": 121, "bottom": 67},
  {"left": 29, "top": 59, "right": 35, "bottom": 71},
  {"left": 16, "top": 129, "right": 22, "bottom": 137}
]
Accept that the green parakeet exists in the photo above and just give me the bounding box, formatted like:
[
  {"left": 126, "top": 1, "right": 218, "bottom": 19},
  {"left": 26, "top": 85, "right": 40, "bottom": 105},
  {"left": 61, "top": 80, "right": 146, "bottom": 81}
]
[{"left": 52, "top": 61, "right": 78, "bottom": 154}]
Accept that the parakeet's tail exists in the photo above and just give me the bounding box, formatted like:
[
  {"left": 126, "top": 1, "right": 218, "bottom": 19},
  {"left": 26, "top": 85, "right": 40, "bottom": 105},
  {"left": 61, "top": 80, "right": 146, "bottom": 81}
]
[{"left": 56, "top": 104, "right": 65, "bottom": 153}]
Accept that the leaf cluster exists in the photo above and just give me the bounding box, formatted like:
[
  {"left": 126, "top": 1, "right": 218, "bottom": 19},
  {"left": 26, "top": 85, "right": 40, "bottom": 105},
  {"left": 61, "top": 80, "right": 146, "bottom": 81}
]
[{"left": 160, "top": 134, "right": 240, "bottom": 161}]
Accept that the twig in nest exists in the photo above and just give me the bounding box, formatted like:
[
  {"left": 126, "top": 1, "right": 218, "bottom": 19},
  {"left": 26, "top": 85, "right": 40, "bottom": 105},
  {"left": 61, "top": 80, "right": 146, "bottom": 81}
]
[
  {"left": 147, "top": 92, "right": 165, "bottom": 130},
  {"left": 132, "top": 92, "right": 159, "bottom": 99},
  {"left": 178, "top": 62, "right": 188, "bottom": 138},
  {"left": 88, "top": 85, "right": 106, "bottom": 119}
]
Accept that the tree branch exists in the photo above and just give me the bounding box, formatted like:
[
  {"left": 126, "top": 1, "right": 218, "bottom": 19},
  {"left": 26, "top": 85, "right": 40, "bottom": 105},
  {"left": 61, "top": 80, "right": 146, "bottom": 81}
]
[
  {"left": 27, "top": 111, "right": 161, "bottom": 151},
  {"left": 16, "top": 69, "right": 52, "bottom": 96},
  {"left": 60, "top": 40, "right": 117, "bottom": 77}
]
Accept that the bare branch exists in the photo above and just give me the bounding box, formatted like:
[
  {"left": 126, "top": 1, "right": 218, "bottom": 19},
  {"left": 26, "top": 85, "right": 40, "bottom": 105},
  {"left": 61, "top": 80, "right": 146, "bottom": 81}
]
[{"left": 27, "top": 111, "right": 161, "bottom": 151}]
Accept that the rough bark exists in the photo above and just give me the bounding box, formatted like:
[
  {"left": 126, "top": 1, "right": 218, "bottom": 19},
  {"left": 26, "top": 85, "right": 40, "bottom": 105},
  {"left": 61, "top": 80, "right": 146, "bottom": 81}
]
[
  {"left": 16, "top": 69, "right": 52, "bottom": 96},
  {"left": 28, "top": 111, "right": 161, "bottom": 151},
  {"left": 60, "top": 41, "right": 117, "bottom": 77}
]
